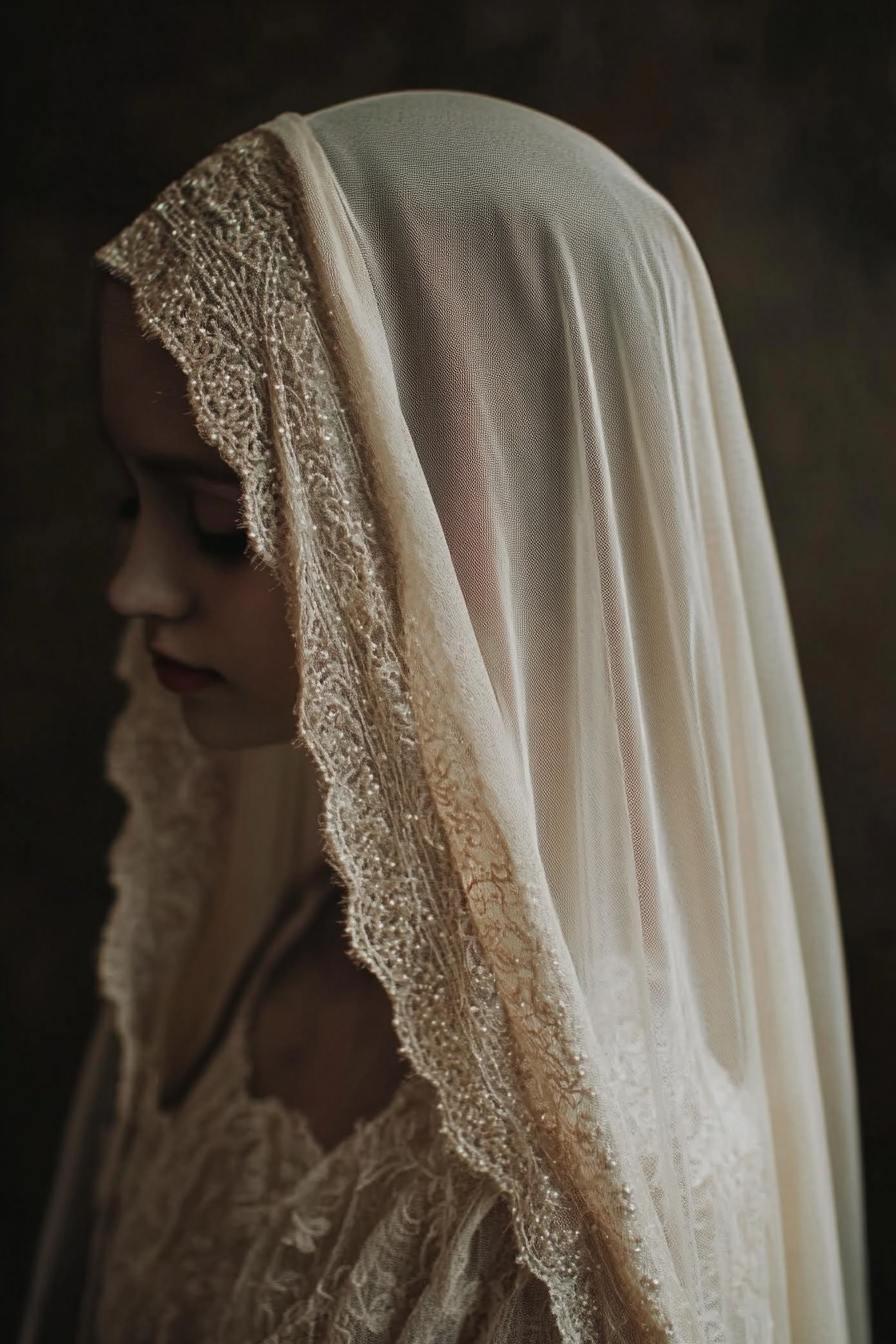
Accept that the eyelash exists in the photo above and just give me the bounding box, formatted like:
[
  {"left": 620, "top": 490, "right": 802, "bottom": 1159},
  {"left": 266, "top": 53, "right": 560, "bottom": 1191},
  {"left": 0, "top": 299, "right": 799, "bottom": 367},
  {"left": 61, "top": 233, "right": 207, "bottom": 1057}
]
[{"left": 116, "top": 495, "right": 249, "bottom": 562}]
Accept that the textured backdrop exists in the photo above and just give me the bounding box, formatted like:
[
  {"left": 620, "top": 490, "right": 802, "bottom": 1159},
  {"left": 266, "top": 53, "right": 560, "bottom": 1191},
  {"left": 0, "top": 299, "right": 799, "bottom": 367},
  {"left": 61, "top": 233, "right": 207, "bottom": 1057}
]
[{"left": 2, "top": 0, "right": 894, "bottom": 1337}]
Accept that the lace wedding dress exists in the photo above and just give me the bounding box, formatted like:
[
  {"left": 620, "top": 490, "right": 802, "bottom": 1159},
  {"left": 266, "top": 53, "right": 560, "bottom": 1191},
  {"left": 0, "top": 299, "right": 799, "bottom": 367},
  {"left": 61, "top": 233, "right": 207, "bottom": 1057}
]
[{"left": 81, "top": 878, "right": 769, "bottom": 1343}]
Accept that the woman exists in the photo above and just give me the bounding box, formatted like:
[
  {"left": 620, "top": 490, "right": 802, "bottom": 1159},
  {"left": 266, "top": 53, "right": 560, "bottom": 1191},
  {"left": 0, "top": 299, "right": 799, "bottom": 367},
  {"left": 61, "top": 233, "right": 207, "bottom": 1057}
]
[{"left": 20, "top": 91, "right": 868, "bottom": 1343}]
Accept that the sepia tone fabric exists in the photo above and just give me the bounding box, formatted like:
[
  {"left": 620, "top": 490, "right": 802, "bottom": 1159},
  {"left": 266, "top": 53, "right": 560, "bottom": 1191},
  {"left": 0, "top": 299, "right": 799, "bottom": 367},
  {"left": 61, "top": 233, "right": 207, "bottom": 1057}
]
[
  {"left": 79, "top": 856, "right": 559, "bottom": 1343},
  {"left": 24, "top": 92, "right": 866, "bottom": 1342}
]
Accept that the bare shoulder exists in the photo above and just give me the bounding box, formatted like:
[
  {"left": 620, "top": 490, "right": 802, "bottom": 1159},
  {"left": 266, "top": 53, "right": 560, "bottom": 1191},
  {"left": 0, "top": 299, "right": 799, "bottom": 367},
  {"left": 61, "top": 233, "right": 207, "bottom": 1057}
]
[{"left": 247, "top": 896, "right": 409, "bottom": 1148}]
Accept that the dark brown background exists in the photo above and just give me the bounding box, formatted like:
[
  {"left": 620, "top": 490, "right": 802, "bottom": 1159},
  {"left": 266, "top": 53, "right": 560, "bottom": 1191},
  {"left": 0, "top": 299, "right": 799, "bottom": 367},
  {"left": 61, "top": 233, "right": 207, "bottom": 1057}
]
[{"left": 2, "top": 1, "right": 894, "bottom": 1338}]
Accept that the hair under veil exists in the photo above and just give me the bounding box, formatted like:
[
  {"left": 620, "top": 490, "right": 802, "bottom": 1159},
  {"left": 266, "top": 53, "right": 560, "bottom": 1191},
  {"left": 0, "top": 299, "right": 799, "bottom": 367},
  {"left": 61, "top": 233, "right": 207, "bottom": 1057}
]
[{"left": 64, "top": 91, "right": 869, "bottom": 1343}]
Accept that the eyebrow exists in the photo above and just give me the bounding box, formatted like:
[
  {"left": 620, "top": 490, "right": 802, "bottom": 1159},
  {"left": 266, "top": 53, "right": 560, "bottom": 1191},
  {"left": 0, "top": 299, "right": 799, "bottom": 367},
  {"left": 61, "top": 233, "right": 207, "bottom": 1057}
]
[
  {"left": 131, "top": 452, "right": 241, "bottom": 486},
  {"left": 99, "top": 419, "right": 241, "bottom": 486}
]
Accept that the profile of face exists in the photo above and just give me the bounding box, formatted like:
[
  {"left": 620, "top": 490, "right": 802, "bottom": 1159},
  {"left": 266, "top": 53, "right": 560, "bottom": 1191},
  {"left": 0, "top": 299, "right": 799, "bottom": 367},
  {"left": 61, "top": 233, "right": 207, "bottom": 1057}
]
[{"left": 101, "top": 278, "right": 299, "bottom": 750}]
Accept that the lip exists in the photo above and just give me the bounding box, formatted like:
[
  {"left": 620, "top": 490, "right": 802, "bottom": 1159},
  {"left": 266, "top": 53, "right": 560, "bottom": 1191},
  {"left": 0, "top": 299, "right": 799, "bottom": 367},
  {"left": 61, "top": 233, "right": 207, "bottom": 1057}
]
[{"left": 151, "top": 652, "right": 223, "bottom": 695}]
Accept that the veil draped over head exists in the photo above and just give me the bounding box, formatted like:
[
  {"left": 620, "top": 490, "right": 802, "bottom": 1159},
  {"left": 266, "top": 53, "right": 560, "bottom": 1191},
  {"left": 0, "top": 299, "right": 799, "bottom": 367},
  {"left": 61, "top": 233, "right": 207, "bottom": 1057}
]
[{"left": 91, "top": 92, "right": 866, "bottom": 1342}]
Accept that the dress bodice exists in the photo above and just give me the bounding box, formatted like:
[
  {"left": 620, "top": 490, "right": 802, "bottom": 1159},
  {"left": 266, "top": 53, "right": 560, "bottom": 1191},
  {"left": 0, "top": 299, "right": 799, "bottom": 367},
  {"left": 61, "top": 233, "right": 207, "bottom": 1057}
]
[{"left": 78, "top": 884, "right": 558, "bottom": 1344}]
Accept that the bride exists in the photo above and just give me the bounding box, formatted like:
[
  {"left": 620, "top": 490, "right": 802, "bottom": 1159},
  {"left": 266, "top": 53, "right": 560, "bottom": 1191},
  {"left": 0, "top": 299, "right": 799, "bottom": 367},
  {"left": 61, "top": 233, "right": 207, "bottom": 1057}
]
[{"left": 21, "top": 91, "right": 867, "bottom": 1343}]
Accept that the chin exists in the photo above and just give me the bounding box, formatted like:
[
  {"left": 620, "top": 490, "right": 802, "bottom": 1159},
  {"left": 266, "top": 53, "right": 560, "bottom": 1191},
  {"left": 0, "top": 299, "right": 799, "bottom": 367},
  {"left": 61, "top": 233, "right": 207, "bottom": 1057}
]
[{"left": 180, "top": 698, "right": 296, "bottom": 752}]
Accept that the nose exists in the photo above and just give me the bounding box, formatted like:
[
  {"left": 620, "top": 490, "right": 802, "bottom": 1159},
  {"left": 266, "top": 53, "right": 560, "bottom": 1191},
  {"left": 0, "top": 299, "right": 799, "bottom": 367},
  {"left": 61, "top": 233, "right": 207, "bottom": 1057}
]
[{"left": 107, "top": 512, "right": 193, "bottom": 623}]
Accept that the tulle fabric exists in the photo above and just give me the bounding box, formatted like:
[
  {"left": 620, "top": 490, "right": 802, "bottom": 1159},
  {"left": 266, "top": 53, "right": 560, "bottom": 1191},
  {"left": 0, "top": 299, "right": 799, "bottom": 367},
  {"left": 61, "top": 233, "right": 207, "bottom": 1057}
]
[{"left": 87, "top": 92, "right": 867, "bottom": 1342}]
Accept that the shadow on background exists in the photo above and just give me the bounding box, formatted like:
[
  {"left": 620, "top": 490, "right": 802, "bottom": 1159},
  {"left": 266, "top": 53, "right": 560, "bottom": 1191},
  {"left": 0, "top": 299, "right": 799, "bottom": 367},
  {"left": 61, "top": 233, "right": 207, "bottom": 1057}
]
[{"left": 2, "top": 0, "right": 894, "bottom": 1337}]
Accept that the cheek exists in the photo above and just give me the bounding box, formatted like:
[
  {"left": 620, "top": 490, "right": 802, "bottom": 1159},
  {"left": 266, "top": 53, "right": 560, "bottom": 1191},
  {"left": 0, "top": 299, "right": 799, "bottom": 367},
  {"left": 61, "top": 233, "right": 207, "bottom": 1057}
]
[{"left": 219, "top": 567, "right": 298, "bottom": 695}]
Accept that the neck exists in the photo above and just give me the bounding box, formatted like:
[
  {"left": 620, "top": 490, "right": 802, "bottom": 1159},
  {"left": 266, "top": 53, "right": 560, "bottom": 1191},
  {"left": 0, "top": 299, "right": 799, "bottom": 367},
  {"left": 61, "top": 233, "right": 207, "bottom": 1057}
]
[{"left": 158, "top": 736, "right": 327, "bottom": 1097}]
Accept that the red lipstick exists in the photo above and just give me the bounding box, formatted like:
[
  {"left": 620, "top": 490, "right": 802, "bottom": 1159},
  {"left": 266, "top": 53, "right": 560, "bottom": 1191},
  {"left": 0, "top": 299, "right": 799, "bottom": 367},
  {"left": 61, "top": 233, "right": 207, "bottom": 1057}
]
[{"left": 151, "top": 652, "right": 223, "bottom": 694}]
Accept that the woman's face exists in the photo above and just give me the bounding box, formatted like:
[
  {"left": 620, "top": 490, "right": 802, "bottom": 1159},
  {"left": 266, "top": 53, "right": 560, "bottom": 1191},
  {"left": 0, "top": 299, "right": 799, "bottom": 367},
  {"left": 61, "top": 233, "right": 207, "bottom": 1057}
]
[{"left": 101, "top": 278, "right": 299, "bottom": 750}]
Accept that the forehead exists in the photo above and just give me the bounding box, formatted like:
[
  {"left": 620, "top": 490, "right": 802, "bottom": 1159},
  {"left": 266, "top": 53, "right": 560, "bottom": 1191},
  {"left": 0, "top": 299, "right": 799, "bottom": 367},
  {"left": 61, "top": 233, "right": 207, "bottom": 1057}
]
[{"left": 99, "top": 278, "right": 237, "bottom": 482}]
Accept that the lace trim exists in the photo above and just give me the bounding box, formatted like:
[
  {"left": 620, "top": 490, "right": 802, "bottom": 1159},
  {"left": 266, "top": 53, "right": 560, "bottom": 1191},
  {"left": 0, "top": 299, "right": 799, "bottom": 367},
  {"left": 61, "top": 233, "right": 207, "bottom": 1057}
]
[{"left": 97, "top": 129, "right": 677, "bottom": 1342}]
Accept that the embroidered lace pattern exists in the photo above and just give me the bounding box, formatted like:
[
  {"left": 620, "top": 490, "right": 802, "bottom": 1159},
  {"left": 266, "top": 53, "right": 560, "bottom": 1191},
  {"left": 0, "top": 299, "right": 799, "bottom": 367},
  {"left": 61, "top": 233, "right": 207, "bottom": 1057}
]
[
  {"left": 86, "top": 893, "right": 560, "bottom": 1344},
  {"left": 94, "top": 129, "right": 772, "bottom": 1343},
  {"left": 82, "top": 891, "right": 768, "bottom": 1344}
]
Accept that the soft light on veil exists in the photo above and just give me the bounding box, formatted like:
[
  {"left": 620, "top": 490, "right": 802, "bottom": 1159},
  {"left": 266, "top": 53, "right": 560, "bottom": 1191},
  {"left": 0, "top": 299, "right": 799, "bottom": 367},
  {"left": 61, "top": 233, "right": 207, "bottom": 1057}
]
[{"left": 88, "top": 91, "right": 867, "bottom": 1343}]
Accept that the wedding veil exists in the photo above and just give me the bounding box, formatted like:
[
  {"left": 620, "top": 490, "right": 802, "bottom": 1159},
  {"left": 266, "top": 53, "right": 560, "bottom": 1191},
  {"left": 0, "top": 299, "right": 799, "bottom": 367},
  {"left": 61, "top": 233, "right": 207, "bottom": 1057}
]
[{"left": 95, "top": 91, "right": 867, "bottom": 1342}]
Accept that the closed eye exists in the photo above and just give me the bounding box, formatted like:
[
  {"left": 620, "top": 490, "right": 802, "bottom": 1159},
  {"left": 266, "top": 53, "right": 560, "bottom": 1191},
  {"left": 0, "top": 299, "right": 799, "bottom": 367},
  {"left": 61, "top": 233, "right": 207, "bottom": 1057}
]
[
  {"left": 113, "top": 490, "right": 249, "bottom": 562},
  {"left": 191, "top": 483, "right": 248, "bottom": 561},
  {"left": 195, "top": 526, "right": 250, "bottom": 561}
]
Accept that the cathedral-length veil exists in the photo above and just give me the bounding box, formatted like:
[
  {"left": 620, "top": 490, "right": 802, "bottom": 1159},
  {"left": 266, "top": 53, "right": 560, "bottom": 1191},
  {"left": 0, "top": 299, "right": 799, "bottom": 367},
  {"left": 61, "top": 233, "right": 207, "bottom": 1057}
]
[{"left": 73, "top": 91, "right": 867, "bottom": 1342}]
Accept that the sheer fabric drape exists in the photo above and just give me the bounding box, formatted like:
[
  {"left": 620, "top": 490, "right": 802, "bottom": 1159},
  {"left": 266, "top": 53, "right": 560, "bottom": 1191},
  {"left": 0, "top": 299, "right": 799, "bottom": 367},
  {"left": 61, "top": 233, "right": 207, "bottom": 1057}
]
[{"left": 87, "top": 92, "right": 867, "bottom": 1342}]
